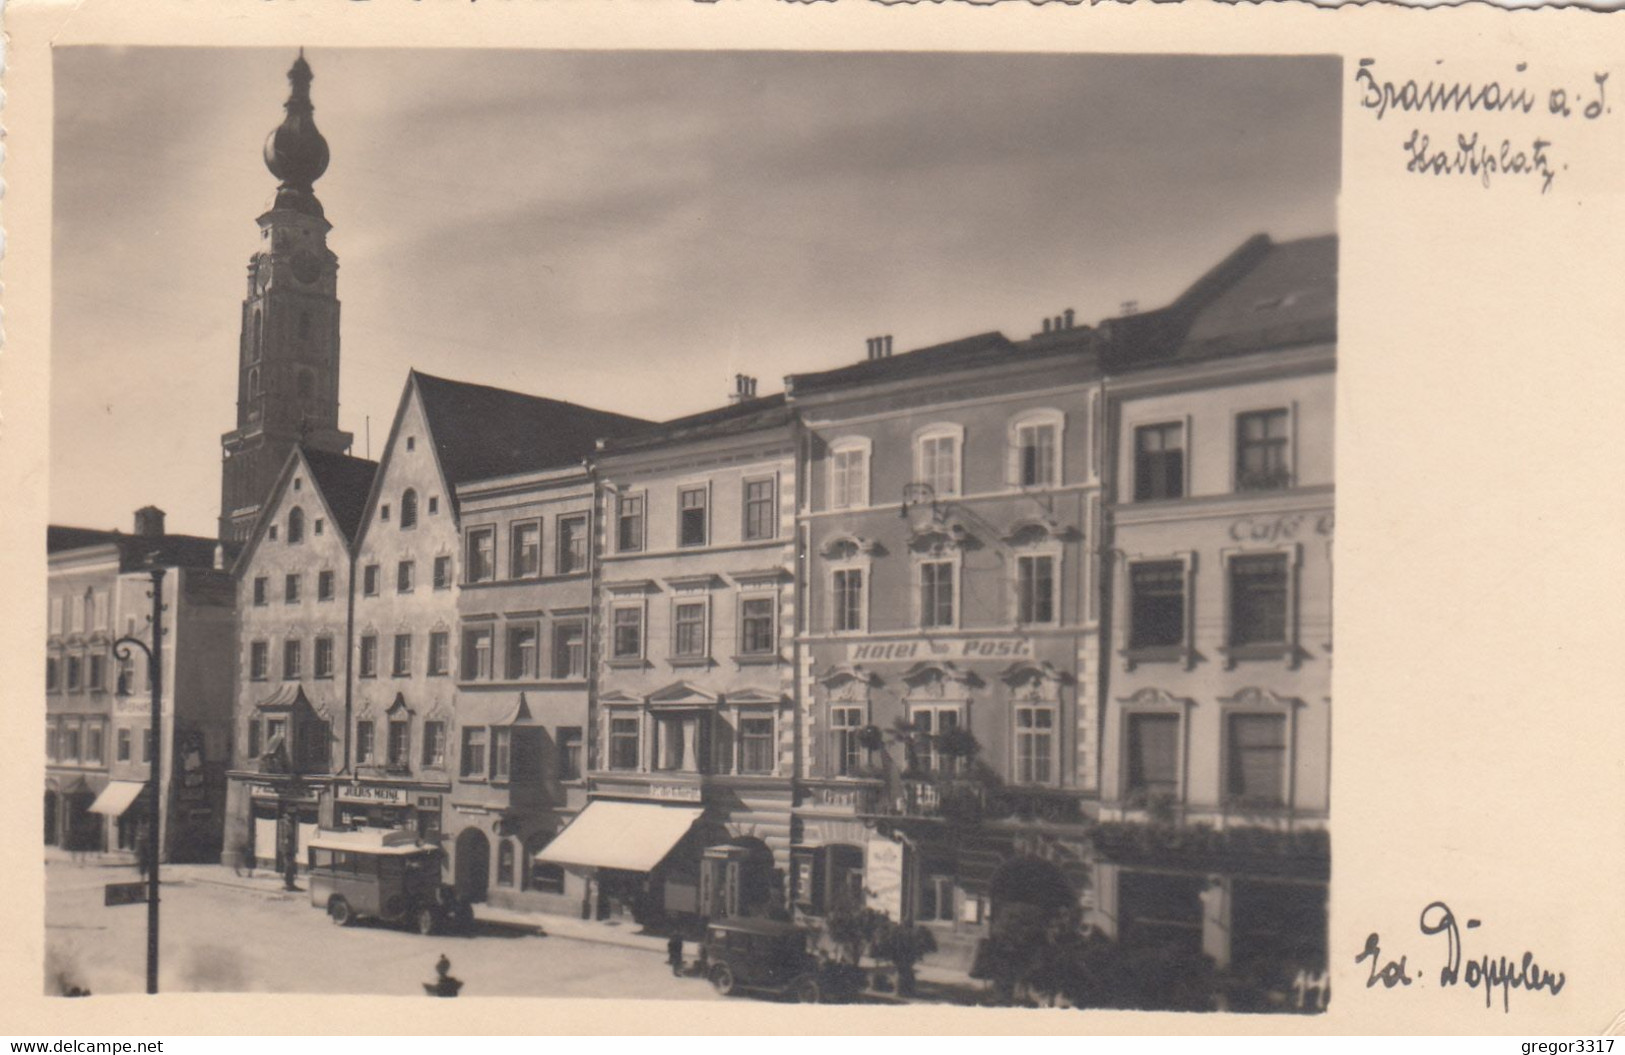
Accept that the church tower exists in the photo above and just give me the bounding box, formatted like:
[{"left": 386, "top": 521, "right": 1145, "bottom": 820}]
[{"left": 220, "top": 51, "right": 354, "bottom": 542}]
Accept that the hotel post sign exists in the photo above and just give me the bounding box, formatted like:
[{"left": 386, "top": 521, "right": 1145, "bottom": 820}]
[{"left": 844, "top": 637, "right": 1034, "bottom": 664}]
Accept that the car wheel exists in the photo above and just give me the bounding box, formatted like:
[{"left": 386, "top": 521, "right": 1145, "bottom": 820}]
[
  {"left": 328, "top": 896, "right": 353, "bottom": 927},
  {"left": 709, "top": 963, "right": 737, "bottom": 996},
  {"left": 793, "top": 976, "right": 822, "bottom": 1005},
  {"left": 416, "top": 906, "right": 439, "bottom": 936}
]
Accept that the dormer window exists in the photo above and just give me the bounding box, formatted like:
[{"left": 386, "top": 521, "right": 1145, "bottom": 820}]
[{"left": 287, "top": 507, "right": 305, "bottom": 544}]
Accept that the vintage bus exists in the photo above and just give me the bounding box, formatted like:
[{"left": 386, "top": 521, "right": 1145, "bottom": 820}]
[{"left": 306, "top": 828, "right": 472, "bottom": 935}]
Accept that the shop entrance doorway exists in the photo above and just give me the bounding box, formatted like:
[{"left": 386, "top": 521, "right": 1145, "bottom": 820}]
[{"left": 454, "top": 827, "right": 491, "bottom": 903}]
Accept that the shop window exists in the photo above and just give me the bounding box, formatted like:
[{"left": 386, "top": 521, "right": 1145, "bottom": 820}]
[
  {"left": 1126, "top": 712, "right": 1180, "bottom": 802},
  {"left": 611, "top": 607, "right": 643, "bottom": 660},
  {"left": 831, "top": 706, "right": 864, "bottom": 777},
  {"left": 428, "top": 632, "right": 450, "bottom": 676},
  {"left": 362, "top": 564, "right": 380, "bottom": 596},
  {"left": 388, "top": 720, "right": 410, "bottom": 768},
  {"left": 557, "top": 727, "right": 583, "bottom": 781},
  {"left": 918, "top": 560, "right": 956, "bottom": 629},
  {"left": 608, "top": 716, "right": 640, "bottom": 771},
  {"left": 532, "top": 861, "right": 566, "bottom": 895},
  {"left": 1236, "top": 409, "right": 1291, "bottom": 491},
  {"left": 287, "top": 507, "right": 305, "bottom": 544},
  {"left": 1229, "top": 554, "right": 1289, "bottom": 648},
  {"left": 678, "top": 487, "right": 708, "bottom": 547},
  {"left": 401, "top": 489, "right": 419, "bottom": 529},
  {"left": 557, "top": 514, "right": 587, "bottom": 574},
  {"left": 253, "top": 577, "right": 268, "bottom": 606},
  {"left": 617, "top": 493, "right": 645, "bottom": 553},
  {"left": 1016, "top": 554, "right": 1056, "bottom": 625},
  {"left": 1232, "top": 879, "right": 1328, "bottom": 973},
  {"left": 117, "top": 728, "right": 131, "bottom": 762},
  {"left": 422, "top": 721, "right": 446, "bottom": 768},
  {"left": 1129, "top": 561, "right": 1185, "bottom": 651},
  {"left": 673, "top": 602, "right": 708, "bottom": 659},
  {"left": 743, "top": 478, "right": 776, "bottom": 541},
  {"left": 511, "top": 521, "right": 541, "bottom": 578},
  {"left": 397, "top": 560, "right": 415, "bottom": 594},
  {"left": 284, "top": 573, "right": 301, "bottom": 604},
  {"left": 1226, "top": 713, "right": 1287, "bottom": 807},
  {"left": 829, "top": 440, "right": 870, "bottom": 511},
  {"left": 497, "top": 839, "right": 516, "bottom": 887},
  {"left": 251, "top": 640, "right": 270, "bottom": 682},
  {"left": 355, "top": 721, "right": 375, "bottom": 765},
  {"left": 460, "top": 727, "right": 487, "bottom": 778},
  {"left": 317, "top": 570, "right": 335, "bottom": 602},
  {"left": 915, "top": 426, "right": 962, "bottom": 498},
  {"left": 832, "top": 568, "right": 865, "bottom": 632},
  {"left": 1014, "top": 706, "right": 1055, "bottom": 784},
  {"left": 466, "top": 528, "right": 496, "bottom": 583},
  {"left": 1134, "top": 422, "right": 1185, "bottom": 501},
  {"left": 553, "top": 621, "right": 585, "bottom": 679},
  {"left": 738, "top": 716, "right": 775, "bottom": 775},
  {"left": 740, "top": 597, "right": 776, "bottom": 655},
  {"left": 314, "top": 636, "right": 335, "bottom": 679},
  {"left": 393, "top": 634, "right": 413, "bottom": 677},
  {"left": 491, "top": 727, "right": 512, "bottom": 782},
  {"left": 283, "top": 639, "right": 302, "bottom": 680},
  {"left": 359, "top": 635, "right": 378, "bottom": 679},
  {"left": 463, "top": 628, "right": 493, "bottom": 680},
  {"left": 433, "top": 555, "right": 452, "bottom": 590},
  {"left": 506, "top": 625, "right": 538, "bottom": 680},
  {"left": 919, "top": 875, "right": 955, "bottom": 923}
]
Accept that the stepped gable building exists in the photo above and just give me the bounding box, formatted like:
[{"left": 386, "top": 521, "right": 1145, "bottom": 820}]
[
  {"left": 540, "top": 377, "right": 800, "bottom": 924},
  {"left": 220, "top": 52, "right": 354, "bottom": 544},
  {"left": 782, "top": 325, "right": 1106, "bottom": 964},
  {"left": 224, "top": 445, "right": 378, "bottom": 872},
  {"left": 46, "top": 510, "right": 235, "bottom": 863},
  {"left": 1092, "top": 233, "right": 1336, "bottom": 975},
  {"left": 354, "top": 370, "right": 650, "bottom": 906}
]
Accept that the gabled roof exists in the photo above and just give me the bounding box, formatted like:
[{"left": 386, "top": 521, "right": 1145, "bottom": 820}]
[
  {"left": 786, "top": 331, "right": 1033, "bottom": 398},
  {"left": 596, "top": 392, "right": 794, "bottom": 456},
  {"left": 412, "top": 370, "right": 654, "bottom": 485},
  {"left": 299, "top": 447, "right": 379, "bottom": 543}
]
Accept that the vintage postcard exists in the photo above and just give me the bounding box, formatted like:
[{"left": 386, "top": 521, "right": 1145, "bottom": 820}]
[{"left": 3, "top": 0, "right": 1623, "bottom": 1037}]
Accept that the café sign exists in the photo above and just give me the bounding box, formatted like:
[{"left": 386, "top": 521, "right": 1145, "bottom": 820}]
[
  {"left": 646, "top": 783, "right": 704, "bottom": 803},
  {"left": 337, "top": 782, "right": 408, "bottom": 805},
  {"left": 845, "top": 638, "right": 1033, "bottom": 664}
]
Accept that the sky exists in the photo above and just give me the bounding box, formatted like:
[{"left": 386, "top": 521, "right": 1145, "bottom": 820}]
[{"left": 52, "top": 48, "right": 1339, "bottom": 538}]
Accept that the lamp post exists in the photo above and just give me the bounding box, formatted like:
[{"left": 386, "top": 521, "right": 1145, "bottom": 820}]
[{"left": 112, "top": 562, "right": 165, "bottom": 996}]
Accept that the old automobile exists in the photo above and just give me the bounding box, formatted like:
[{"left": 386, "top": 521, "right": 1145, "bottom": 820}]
[
  {"left": 306, "top": 828, "right": 472, "bottom": 935},
  {"left": 702, "top": 918, "right": 860, "bottom": 1003}
]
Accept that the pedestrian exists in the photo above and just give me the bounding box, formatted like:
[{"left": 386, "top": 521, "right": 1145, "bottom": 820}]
[
  {"left": 667, "top": 933, "right": 684, "bottom": 977},
  {"left": 282, "top": 850, "right": 298, "bottom": 891},
  {"left": 424, "top": 953, "right": 462, "bottom": 997}
]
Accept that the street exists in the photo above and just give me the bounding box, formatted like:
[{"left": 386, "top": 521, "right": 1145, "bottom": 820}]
[{"left": 44, "top": 858, "right": 720, "bottom": 1001}]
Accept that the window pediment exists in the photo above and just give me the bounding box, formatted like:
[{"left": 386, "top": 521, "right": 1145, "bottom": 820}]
[
  {"left": 647, "top": 681, "right": 718, "bottom": 708},
  {"left": 1118, "top": 687, "right": 1193, "bottom": 709},
  {"left": 901, "top": 660, "right": 981, "bottom": 694},
  {"left": 1003, "top": 516, "right": 1073, "bottom": 546},
  {"left": 821, "top": 535, "right": 881, "bottom": 561},
  {"left": 1218, "top": 687, "right": 1301, "bottom": 709}
]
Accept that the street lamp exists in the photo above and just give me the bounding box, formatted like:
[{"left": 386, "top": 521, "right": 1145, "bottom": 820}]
[{"left": 112, "top": 561, "right": 166, "bottom": 996}]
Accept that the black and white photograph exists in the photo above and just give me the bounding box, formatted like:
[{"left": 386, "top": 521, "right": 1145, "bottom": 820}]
[{"left": 38, "top": 44, "right": 1342, "bottom": 1012}]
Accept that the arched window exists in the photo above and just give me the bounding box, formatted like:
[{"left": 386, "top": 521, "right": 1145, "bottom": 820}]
[
  {"left": 252, "top": 309, "right": 264, "bottom": 362},
  {"left": 497, "top": 838, "right": 516, "bottom": 887},
  {"left": 287, "top": 507, "right": 305, "bottom": 544},
  {"left": 400, "top": 489, "right": 418, "bottom": 530}
]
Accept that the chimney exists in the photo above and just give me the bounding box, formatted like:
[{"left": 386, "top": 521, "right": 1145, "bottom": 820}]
[
  {"left": 729, "top": 374, "right": 758, "bottom": 404},
  {"left": 866, "top": 336, "right": 894, "bottom": 361},
  {"left": 134, "top": 506, "right": 166, "bottom": 538},
  {"left": 1120, "top": 300, "right": 1139, "bottom": 317},
  {"left": 1042, "top": 318, "right": 1052, "bottom": 334}
]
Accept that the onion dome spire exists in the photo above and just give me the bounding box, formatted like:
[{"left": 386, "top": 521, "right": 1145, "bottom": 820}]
[{"left": 263, "top": 49, "right": 331, "bottom": 218}]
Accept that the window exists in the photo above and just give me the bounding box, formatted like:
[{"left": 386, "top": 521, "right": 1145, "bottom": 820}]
[
  {"left": 829, "top": 442, "right": 869, "bottom": 510},
  {"left": 511, "top": 522, "right": 541, "bottom": 578},
  {"left": 919, "top": 560, "right": 955, "bottom": 629},
  {"left": 433, "top": 556, "right": 452, "bottom": 590},
  {"left": 250, "top": 641, "right": 270, "bottom": 681},
  {"left": 612, "top": 607, "right": 643, "bottom": 660},
  {"left": 916, "top": 427, "right": 962, "bottom": 498},
  {"left": 428, "top": 496, "right": 439, "bottom": 515},
  {"left": 1016, "top": 554, "right": 1056, "bottom": 625},
  {"left": 401, "top": 489, "right": 419, "bottom": 528},
  {"left": 355, "top": 721, "right": 375, "bottom": 765},
  {"left": 1134, "top": 423, "right": 1185, "bottom": 501},
  {"left": 920, "top": 875, "right": 955, "bottom": 923},
  {"left": 740, "top": 597, "right": 776, "bottom": 655},
  {"left": 317, "top": 570, "right": 335, "bottom": 602},
  {"left": 388, "top": 720, "right": 410, "bottom": 768},
  {"left": 422, "top": 721, "right": 446, "bottom": 768},
  {"left": 47, "top": 722, "right": 60, "bottom": 762},
  {"left": 406, "top": 437, "right": 416, "bottom": 451},
  {"left": 507, "top": 625, "right": 538, "bottom": 679},
  {"left": 617, "top": 494, "right": 645, "bottom": 552},
  {"left": 1129, "top": 562, "right": 1185, "bottom": 650},
  {"left": 533, "top": 861, "right": 566, "bottom": 895},
  {"left": 609, "top": 717, "right": 640, "bottom": 771},
  {"left": 1015, "top": 706, "right": 1055, "bottom": 784},
  {"left": 557, "top": 727, "right": 583, "bottom": 781},
  {"left": 380, "top": 503, "right": 391, "bottom": 523},
  {"left": 1226, "top": 554, "right": 1291, "bottom": 653},
  {"left": 63, "top": 723, "right": 81, "bottom": 763},
  {"left": 116, "top": 654, "right": 136, "bottom": 695},
  {"left": 253, "top": 577, "right": 269, "bottom": 606},
  {"left": 428, "top": 631, "right": 449, "bottom": 676},
  {"left": 910, "top": 707, "right": 963, "bottom": 773},
  {"left": 314, "top": 518, "right": 324, "bottom": 536},
  {"left": 283, "top": 639, "right": 302, "bottom": 680},
  {"left": 463, "top": 628, "right": 493, "bottom": 680},
  {"left": 655, "top": 714, "right": 704, "bottom": 773},
  {"left": 831, "top": 706, "right": 864, "bottom": 777},
  {"left": 117, "top": 728, "right": 131, "bottom": 762},
  {"left": 88, "top": 654, "right": 106, "bottom": 692},
  {"left": 1227, "top": 713, "right": 1286, "bottom": 807},
  {"left": 287, "top": 507, "right": 305, "bottom": 544},
  {"left": 284, "top": 573, "right": 301, "bottom": 604},
  {"left": 743, "top": 479, "right": 776, "bottom": 541},
  {"left": 678, "top": 487, "right": 708, "bottom": 547},
  {"left": 558, "top": 515, "right": 587, "bottom": 574},
  {"left": 673, "top": 602, "right": 707, "bottom": 658},
  {"left": 460, "top": 727, "right": 488, "bottom": 778},
  {"left": 67, "top": 656, "right": 83, "bottom": 692},
  {"left": 491, "top": 727, "right": 512, "bottom": 782},
  {"left": 832, "top": 568, "right": 865, "bottom": 632},
  {"left": 247, "top": 719, "right": 262, "bottom": 760},
  {"left": 497, "top": 840, "right": 516, "bottom": 887},
  {"left": 1236, "top": 409, "right": 1291, "bottom": 491},
  {"left": 1013, "top": 416, "right": 1060, "bottom": 488},
  {"left": 314, "top": 636, "right": 335, "bottom": 679},
  {"left": 467, "top": 528, "right": 496, "bottom": 583},
  {"left": 363, "top": 564, "right": 380, "bottom": 596},
  {"left": 86, "top": 724, "right": 105, "bottom": 764},
  {"left": 738, "top": 716, "right": 775, "bottom": 775},
  {"left": 397, "top": 560, "right": 415, "bottom": 594},
  {"left": 553, "top": 622, "right": 585, "bottom": 679},
  {"left": 392, "top": 634, "right": 413, "bottom": 677},
  {"left": 1126, "top": 712, "right": 1180, "bottom": 801},
  {"left": 358, "top": 635, "right": 378, "bottom": 678}
]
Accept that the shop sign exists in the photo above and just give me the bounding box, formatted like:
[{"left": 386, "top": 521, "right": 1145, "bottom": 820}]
[
  {"left": 246, "top": 783, "right": 278, "bottom": 800},
  {"left": 416, "top": 795, "right": 442, "bottom": 810},
  {"left": 1228, "top": 512, "right": 1334, "bottom": 544},
  {"left": 647, "top": 783, "right": 704, "bottom": 803},
  {"left": 864, "top": 837, "right": 905, "bottom": 920},
  {"left": 845, "top": 638, "right": 1033, "bottom": 664},
  {"left": 337, "top": 782, "right": 408, "bottom": 805},
  {"left": 804, "top": 819, "right": 869, "bottom": 847},
  {"left": 812, "top": 786, "right": 874, "bottom": 813}
]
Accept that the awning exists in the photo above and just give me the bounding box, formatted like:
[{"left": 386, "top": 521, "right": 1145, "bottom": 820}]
[
  {"left": 455, "top": 692, "right": 531, "bottom": 727},
  {"left": 88, "top": 781, "right": 147, "bottom": 817},
  {"left": 534, "top": 800, "right": 704, "bottom": 873},
  {"left": 255, "top": 683, "right": 311, "bottom": 712}
]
